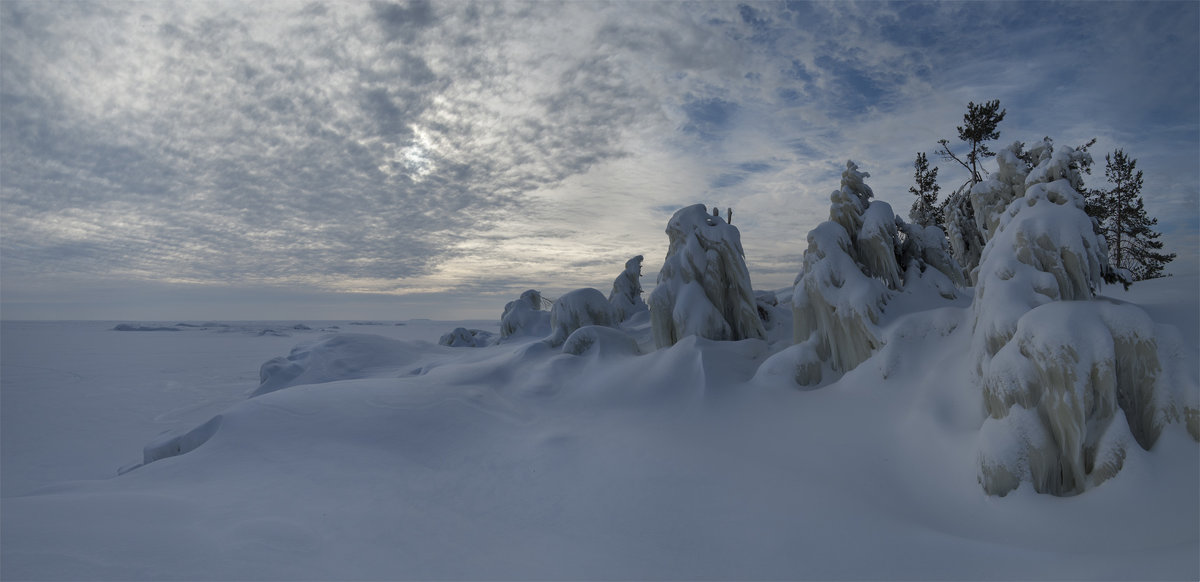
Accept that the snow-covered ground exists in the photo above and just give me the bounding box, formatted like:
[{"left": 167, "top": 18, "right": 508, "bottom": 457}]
[{"left": 2, "top": 278, "right": 1197, "bottom": 580}]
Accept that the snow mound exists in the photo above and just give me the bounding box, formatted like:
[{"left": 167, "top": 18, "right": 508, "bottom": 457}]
[
  {"left": 609, "top": 255, "right": 648, "bottom": 322},
  {"left": 439, "top": 327, "right": 495, "bottom": 348},
  {"left": 561, "top": 325, "right": 641, "bottom": 357},
  {"left": 253, "top": 334, "right": 424, "bottom": 397},
  {"left": 141, "top": 414, "right": 224, "bottom": 465},
  {"left": 648, "top": 204, "right": 765, "bottom": 349},
  {"left": 545, "top": 288, "right": 619, "bottom": 347},
  {"left": 499, "top": 289, "right": 552, "bottom": 341}
]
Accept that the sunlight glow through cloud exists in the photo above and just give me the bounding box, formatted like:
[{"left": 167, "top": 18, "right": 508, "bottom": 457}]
[{"left": 2, "top": 0, "right": 1196, "bottom": 319}]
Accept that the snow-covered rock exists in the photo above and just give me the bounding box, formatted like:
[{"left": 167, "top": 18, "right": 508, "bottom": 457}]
[
  {"left": 648, "top": 204, "right": 765, "bottom": 349},
  {"left": 439, "top": 327, "right": 495, "bottom": 348},
  {"left": 545, "top": 288, "right": 619, "bottom": 347},
  {"left": 561, "top": 325, "right": 641, "bottom": 357},
  {"left": 609, "top": 255, "right": 648, "bottom": 322},
  {"left": 499, "top": 289, "right": 552, "bottom": 341},
  {"left": 253, "top": 333, "right": 422, "bottom": 397}
]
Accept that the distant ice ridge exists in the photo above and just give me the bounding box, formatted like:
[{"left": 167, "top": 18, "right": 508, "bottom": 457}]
[{"left": 648, "top": 204, "right": 765, "bottom": 349}]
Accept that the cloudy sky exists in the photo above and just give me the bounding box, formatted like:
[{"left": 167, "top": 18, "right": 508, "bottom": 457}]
[{"left": 2, "top": 1, "right": 1197, "bottom": 320}]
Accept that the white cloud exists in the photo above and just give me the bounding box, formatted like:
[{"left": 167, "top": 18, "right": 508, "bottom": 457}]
[{"left": 2, "top": 0, "right": 1196, "bottom": 318}]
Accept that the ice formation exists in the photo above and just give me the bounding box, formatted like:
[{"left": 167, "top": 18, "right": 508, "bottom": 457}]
[
  {"left": 544, "top": 288, "right": 619, "bottom": 347},
  {"left": 499, "top": 289, "right": 552, "bottom": 340},
  {"left": 971, "top": 142, "right": 1196, "bottom": 496},
  {"left": 439, "top": 327, "right": 495, "bottom": 348},
  {"left": 609, "top": 255, "right": 648, "bottom": 322},
  {"left": 561, "top": 324, "right": 642, "bottom": 357},
  {"left": 648, "top": 204, "right": 765, "bottom": 349}
]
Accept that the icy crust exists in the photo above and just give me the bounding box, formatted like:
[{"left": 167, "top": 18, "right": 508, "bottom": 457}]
[
  {"left": 545, "top": 288, "right": 619, "bottom": 347},
  {"left": 648, "top": 204, "right": 765, "bottom": 349},
  {"left": 499, "top": 289, "right": 552, "bottom": 340},
  {"left": 608, "top": 255, "right": 648, "bottom": 322}
]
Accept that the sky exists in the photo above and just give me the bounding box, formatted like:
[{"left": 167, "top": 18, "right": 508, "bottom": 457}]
[{"left": 2, "top": 0, "right": 1197, "bottom": 321}]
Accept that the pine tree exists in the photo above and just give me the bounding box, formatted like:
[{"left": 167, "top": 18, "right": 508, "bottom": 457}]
[
  {"left": 935, "top": 100, "right": 1006, "bottom": 280},
  {"left": 908, "top": 152, "right": 941, "bottom": 228},
  {"left": 1092, "top": 149, "right": 1175, "bottom": 280},
  {"left": 936, "top": 99, "right": 1007, "bottom": 191}
]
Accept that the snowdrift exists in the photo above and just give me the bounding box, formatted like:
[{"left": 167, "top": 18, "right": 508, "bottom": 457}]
[{"left": 3, "top": 187, "right": 1195, "bottom": 579}]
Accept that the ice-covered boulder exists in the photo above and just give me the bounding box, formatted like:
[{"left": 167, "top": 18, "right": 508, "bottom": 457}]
[
  {"left": 545, "top": 288, "right": 619, "bottom": 347},
  {"left": 499, "top": 289, "right": 552, "bottom": 340},
  {"left": 609, "top": 255, "right": 648, "bottom": 322},
  {"left": 439, "top": 327, "right": 495, "bottom": 348},
  {"left": 648, "top": 204, "right": 765, "bottom": 349}
]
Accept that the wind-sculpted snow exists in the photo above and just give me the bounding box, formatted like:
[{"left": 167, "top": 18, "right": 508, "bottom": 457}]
[
  {"left": 545, "top": 288, "right": 619, "bottom": 347},
  {"left": 253, "top": 333, "right": 425, "bottom": 397},
  {"left": 648, "top": 204, "right": 765, "bottom": 349},
  {"left": 609, "top": 255, "right": 648, "bottom": 322},
  {"left": 971, "top": 142, "right": 1196, "bottom": 496}
]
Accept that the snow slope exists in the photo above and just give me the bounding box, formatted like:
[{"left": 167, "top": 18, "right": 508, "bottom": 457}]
[{"left": 2, "top": 278, "right": 1197, "bottom": 579}]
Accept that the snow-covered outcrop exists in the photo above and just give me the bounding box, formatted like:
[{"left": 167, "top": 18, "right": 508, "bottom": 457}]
[
  {"left": 545, "top": 288, "right": 619, "bottom": 347},
  {"left": 971, "top": 142, "right": 1195, "bottom": 496},
  {"left": 609, "top": 255, "right": 648, "bottom": 322},
  {"left": 648, "top": 204, "right": 765, "bottom": 349},
  {"left": 254, "top": 334, "right": 422, "bottom": 397},
  {"left": 439, "top": 327, "right": 495, "bottom": 348},
  {"left": 499, "top": 289, "right": 552, "bottom": 341}
]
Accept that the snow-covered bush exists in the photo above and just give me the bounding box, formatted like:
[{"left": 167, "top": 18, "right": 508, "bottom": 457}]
[
  {"left": 971, "top": 142, "right": 1195, "bottom": 496},
  {"left": 439, "top": 327, "right": 495, "bottom": 348},
  {"left": 609, "top": 255, "right": 648, "bottom": 322},
  {"left": 499, "top": 289, "right": 552, "bottom": 340},
  {"left": 545, "top": 288, "right": 619, "bottom": 347},
  {"left": 648, "top": 204, "right": 765, "bottom": 349}
]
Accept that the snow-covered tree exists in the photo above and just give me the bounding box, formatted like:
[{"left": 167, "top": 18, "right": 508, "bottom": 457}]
[
  {"left": 970, "top": 141, "right": 1194, "bottom": 496},
  {"left": 1089, "top": 149, "right": 1176, "bottom": 281},
  {"left": 608, "top": 255, "right": 648, "bottom": 322},
  {"left": 936, "top": 100, "right": 1008, "bottom": 280},
  {"left": 792, "top": 162, "right": 898, "bottom": 383},
  {"left": 648, "top": 204, "right": 765, "bottom": 349},
  {"left": 908, "top": 152, "right": 941, "bottom": 228}
]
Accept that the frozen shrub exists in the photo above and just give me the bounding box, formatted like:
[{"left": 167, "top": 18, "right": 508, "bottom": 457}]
[{"left": 648, "top": 204, "right": 765, "bottom": 349}]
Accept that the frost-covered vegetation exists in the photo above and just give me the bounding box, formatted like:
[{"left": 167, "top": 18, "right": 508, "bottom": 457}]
[{"left": 4, "top": 105, "right": 1196, "bottom": 580}]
